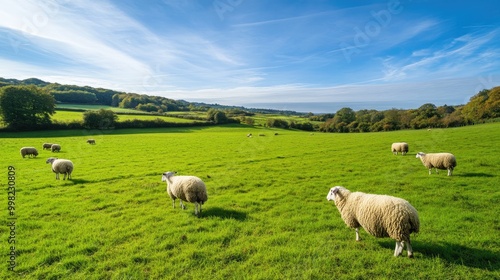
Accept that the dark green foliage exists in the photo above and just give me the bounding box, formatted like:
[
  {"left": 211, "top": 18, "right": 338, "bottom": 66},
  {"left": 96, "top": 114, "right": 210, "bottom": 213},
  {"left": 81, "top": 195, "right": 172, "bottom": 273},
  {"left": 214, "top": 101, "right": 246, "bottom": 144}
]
[
  {"left": 0, "top": 85, "right": 55, "bottom": 130},
  {"left": 266, "top": 118, "right": 289, "bottom": 129},
  {"left": 50, "top": 90, "right": 98, "bottom": 104},
  {"left": 207, "top": 108, "right": 229, "bottom": 124},
  {"left": 82, "top": 109, "right": 118, "bottom": 129},
  {"left": 461, "top": 87, "right": 500, "bottom": 122}
]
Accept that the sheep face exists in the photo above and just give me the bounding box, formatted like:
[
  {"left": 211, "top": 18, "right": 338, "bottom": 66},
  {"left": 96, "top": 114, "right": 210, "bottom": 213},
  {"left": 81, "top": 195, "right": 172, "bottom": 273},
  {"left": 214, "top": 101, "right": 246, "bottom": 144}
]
[
  {"left": 46, "top": 157, "right": 58, "bottom": 164},
  {"left": 161, "top": 171, "right": 176, "bottom": 182},
  {"left": 415, "top": 152, "right": 424, "bottom": 159},
  {"left": 326, "top": 186, "right": 342, "bottom": 201}
]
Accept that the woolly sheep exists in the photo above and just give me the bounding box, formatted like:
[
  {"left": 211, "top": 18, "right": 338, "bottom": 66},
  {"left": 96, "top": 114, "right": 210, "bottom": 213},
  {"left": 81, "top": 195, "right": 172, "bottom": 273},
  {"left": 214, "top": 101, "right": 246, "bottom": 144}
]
[
  {"left": 42, "top": 143, "right": 53, "bottom": 150},
  {"left": 161, "top": 171, "right": 208, "bottom": 217},
  {"left": 416, "top": 152, "right": 456, "bottom": 176},
  {"left": 20, "top": 147, "right": 38, "bottom": 158},
  {"left": 391, "top": 142, "right": 409, "bottom": 155},
  {"left": 86, "top": 139, "right": 96, "bottom": 144},
  {"left": 46, "top": 157, "right": 73, "bottom": 180},
  {"left": 326, "top": 186, "right": 420, "bottom": 258},
  {"left": 51, "top": 144, "right": 61, "bottom": 152}
]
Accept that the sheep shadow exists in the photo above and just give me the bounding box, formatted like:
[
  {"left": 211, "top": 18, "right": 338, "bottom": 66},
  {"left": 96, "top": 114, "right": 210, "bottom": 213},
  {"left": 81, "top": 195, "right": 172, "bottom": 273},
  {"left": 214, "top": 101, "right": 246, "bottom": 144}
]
[
  {"left": 67, "top": 179, "right": 92, "bottom": 184},
  {"left": 378, "top": 240, "right": 499, "bottom": 269},
  {"left": 456, "top": 172, "right": 495, "bottom": 178},
  {"left": 203, "top": 207, "right": 247, "bottom": 221}
]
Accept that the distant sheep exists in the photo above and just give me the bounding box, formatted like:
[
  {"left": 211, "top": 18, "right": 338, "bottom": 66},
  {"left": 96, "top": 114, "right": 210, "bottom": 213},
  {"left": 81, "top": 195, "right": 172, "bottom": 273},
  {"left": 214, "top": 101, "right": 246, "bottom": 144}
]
[
  {"left": 20, "top": 147, "right": 38, "bottom": 158},
  {"left": 247, "top": 133, "right": 252, "bottom": 138},
  {"left": 42, "top": 143, "right": 53, "bottom": 150},
  {"left": 51, "top": 144, "right": 61, "bottom": 152},
  {"left": 86, "top": 139, "right": 96, "bottom": 144},
  {"left": 327, "top": 186, "right": 420, "bottom": 258},
  {"left": 416, "top": 152, "right": 456, "bottom": 176},
  {"left": 391, "top": 142, "right": 409, "bottom": 155},
  {"left": 161, "top": 171, "right": 208, "bottom": 217},
  {"left": 46, "top": 157, "right": 73, "bottom": 180}
]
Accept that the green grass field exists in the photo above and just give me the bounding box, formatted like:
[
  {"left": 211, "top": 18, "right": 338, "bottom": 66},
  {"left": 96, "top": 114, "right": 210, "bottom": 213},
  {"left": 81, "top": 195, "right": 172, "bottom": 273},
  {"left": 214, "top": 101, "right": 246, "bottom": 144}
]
[
  {"left": 52, "top": 110, "right": 198, "bottom": 124},
  {"left": 55, "top": 104, "right": 140, "bottom": 113},
  {"left": 1, "top": 123, "right": 499, "bottom": 279}
]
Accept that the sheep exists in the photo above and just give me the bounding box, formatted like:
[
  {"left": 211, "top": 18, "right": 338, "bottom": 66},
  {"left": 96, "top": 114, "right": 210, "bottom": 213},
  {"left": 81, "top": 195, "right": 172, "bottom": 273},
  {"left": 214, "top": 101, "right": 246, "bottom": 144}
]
[
  {"left": 51, "top": 144, "right": 61, "bottom": 152},
  {"left": 391, "top": 142, "right": 409, "bottom": 155},
  {"left": 416, "top": 152, "right": 457, "bottom": 176},
  {"left": 20, "top": 147, "right": 38, "bottom": 158},
  {"left": 46, "top": 157, "right": 73, "bottom": 180},
  {"left": 326, "top": 186, "right": 420, "bottom": 258},
  {"left": 161, "top": 171, "right": 208, "bottom": 217},
  {"left": 86, "top": 139, "right": 96, "bottom": 144},
  {"left": 42, "top": 143, "right": 53, "bottom": 150}
]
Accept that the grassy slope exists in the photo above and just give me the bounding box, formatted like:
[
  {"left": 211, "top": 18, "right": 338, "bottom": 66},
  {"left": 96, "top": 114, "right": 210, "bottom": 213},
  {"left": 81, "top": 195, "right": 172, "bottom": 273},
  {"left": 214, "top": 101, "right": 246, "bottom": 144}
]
[
  {"left": 53, "top": 110, "right": 198, "bottom": 123},
  {"left": 55, "top": 104, "right": 139, "bottom": 113},
  {"left": 0, "top": 123, "right": 499, "bottom": 279}
]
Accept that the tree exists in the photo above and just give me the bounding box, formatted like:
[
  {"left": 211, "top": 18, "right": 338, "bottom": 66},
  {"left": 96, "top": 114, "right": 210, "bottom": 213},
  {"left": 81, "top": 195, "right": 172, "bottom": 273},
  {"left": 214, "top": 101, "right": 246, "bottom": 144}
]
[
  {"left": 333, "top": 107, "right": 356, "bottom": 124},
  {"left": 0, "top": 85, "right": 55, "bottom": 129},
  {"left": 206, "top": 109, "right": 228, "bottom": 124},
  {"left": 82, "top": 109, "right": 118, "bottom": 129}
]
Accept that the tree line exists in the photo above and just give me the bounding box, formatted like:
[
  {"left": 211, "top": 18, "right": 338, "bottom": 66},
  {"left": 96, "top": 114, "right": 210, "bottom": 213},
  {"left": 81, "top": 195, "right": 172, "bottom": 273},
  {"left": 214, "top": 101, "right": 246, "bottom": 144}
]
[
  {"left": 0, "top": 80, "right": 498, "bottom": 132},
  {"left": 0, "top": 77, "right": 306, "bottom": 115}
]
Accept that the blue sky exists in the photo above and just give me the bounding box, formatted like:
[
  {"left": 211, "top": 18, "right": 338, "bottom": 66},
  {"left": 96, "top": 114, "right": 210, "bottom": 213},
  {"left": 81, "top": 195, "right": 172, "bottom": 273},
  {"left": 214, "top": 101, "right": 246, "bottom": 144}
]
[{"left": 0, "top": 0, "right": 499, "bottom": 113}]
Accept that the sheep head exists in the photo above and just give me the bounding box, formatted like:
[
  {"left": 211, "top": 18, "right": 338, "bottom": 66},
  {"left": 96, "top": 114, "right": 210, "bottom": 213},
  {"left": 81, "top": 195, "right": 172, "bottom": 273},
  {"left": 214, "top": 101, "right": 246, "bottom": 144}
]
[
  {"left": 161, "top": 171, "right": 176, "bottom": 182},
  {"left": 327, "top": 186, "right": 344, "bottom": 201},
  {"left": 46, "top": 157, "right": 58, "bottom": 164},
  {"left": 416, "top": 152, "right": 425, "bottom": 158}
]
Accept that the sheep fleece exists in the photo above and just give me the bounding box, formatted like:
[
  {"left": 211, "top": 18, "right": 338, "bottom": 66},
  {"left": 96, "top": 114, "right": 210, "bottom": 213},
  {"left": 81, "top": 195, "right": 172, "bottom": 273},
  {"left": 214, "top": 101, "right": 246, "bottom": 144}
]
[
  {"left": 168, "top": 176, "right": 207, "bottom": 203},
  {"left": 419, "top": 153, "right": 456, "bottom": 169},
  {"left": 391, "top": 142, "right": 408, "bottom": 154},
  {"left": 335, "top": 189, "right": 419, "bottom": 242}
]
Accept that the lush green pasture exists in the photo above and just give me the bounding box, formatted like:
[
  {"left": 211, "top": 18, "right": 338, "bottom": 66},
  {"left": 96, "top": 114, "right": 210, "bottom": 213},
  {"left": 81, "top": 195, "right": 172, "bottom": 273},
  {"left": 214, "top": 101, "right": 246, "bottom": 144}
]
[
  {"left": 52, "top": 110, "right": 198, "bottom": 124},
  {"left": 1, "top": 123, "right": 499, "bottom": 279},
  {"left": 55, "top": 104, "right": 139, "bottom": 113}
]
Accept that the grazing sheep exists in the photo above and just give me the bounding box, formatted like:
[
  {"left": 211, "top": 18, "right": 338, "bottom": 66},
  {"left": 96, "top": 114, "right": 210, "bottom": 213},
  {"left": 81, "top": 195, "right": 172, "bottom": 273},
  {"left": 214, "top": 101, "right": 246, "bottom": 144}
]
[
  {"left": 51, "top": 144, "right": 61, "bottom": 152},
  {"left": 46, "top": 157, "right": 73, "bottom": 180},
  {"left": 42, "top": 143, "right": 53, "bottom": 150},
  {"left": 20, "top": 147, "right": 38, "bottom": 158},
  {"left": 161, "top": 171, "right": 208, "bottom": 217},
  {"left": 326, "top": 186, "right": 420, "bottom": 258},
  {"left": 391, "top": 142, "right": 409, "bottom": 155},
  {"left": 416, "top": 152, "right": 457, "bottom": 176},
  {"left": 247, "top": 133, "right": 252, "bottom": 138},
  {"left": 86, "top": 139, "right": 96, "bottom": 144}
]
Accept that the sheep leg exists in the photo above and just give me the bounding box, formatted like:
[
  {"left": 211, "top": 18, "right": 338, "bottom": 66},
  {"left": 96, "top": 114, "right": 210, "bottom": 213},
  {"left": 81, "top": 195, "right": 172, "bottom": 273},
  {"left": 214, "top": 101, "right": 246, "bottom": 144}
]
[
  {"left": 447, "top": 168, "right": 452, "bottom": 176},
  {"left": 194, "top": 203, "right": 200, "bottom": 217},
  {"left": 171, "top": 199, "right": 176, "bottom": 208},
  {"left": 63, "top": 173, "right": 67, "bottom": 180},
  {"left": 394, "top": 241, "right": 404, "bottom": 257},
  {"left": 406, "top": 241, "right": 414, "bottom": 258},
  {"left": 428, "top": 168, "right": 432, "bottom": 175},
  {"left": 180, "top": 200, "right": 186, "bottom": 209},
  {"left": 355, "top": 228, "right": 361, "bottom": 241}
]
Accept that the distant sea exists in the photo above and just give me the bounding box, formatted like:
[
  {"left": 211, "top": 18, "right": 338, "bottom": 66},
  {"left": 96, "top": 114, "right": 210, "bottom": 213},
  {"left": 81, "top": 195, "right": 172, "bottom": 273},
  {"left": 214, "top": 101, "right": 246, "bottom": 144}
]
[{"left": 242, "top": 101, "right": 437, "bottom": 114}]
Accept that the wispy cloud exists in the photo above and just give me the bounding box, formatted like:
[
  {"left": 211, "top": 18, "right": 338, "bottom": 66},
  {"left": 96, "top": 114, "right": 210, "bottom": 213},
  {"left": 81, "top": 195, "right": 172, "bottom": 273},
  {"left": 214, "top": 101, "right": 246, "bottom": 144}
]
[{"left": 381, "top": 28, "right": 500, "bottom": 81}]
